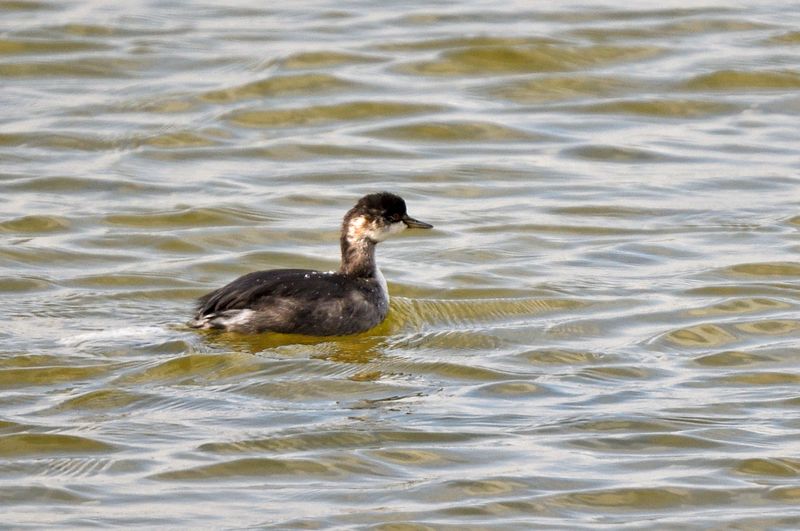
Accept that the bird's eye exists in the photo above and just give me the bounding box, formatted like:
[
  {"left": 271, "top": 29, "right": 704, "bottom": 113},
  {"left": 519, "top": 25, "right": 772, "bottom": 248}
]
[{"left": 392, "top": 213, "right": 402, "bottom": 222}]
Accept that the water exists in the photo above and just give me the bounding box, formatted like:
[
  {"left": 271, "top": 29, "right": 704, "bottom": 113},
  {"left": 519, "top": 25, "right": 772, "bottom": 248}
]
[{"left": 2, "top": 0, "right": 800, "bottom": 528}]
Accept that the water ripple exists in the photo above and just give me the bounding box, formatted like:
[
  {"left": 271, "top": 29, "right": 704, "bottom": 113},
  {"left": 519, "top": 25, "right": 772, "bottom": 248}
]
[{"left": 2, "top": 0, "right": 800, "bottom": 527}]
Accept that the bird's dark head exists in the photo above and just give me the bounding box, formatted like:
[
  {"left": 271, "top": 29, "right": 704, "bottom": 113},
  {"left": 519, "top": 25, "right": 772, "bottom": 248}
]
[{"left": 343, "top": 192, "right": 432, "bottom": 244}]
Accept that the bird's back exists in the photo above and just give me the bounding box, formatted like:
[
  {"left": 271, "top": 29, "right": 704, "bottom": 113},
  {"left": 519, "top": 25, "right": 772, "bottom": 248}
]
[{"left": 190, "top": 269, "right": 388, "bottom": 335}]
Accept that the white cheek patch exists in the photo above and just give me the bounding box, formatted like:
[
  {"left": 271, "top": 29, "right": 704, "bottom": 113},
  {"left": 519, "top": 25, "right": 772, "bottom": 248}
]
[
  {"left": 366, "top": 221, "right": 405, "bottom": 242},
  {"left": 348, "top": 217, "right": 406, "bottom": 243},
  {"left": 389, "top": 221, "right": 406, "bottom": 235}
]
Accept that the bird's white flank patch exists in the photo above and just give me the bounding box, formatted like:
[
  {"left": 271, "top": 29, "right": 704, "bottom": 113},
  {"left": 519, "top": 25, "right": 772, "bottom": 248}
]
[{"left": 217, "top": 309, "right": 256, "bottom": 327}]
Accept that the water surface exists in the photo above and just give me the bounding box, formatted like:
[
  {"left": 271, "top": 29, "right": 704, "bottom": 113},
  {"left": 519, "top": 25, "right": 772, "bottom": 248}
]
[{"left": 2, "top": 0, "right": 800, "bottom": 528}]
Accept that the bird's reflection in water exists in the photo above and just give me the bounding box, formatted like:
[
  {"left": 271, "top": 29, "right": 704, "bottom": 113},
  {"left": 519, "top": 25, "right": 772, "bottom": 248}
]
[{"left": 199, "top": 326, "right": 390, "bottom": 365}]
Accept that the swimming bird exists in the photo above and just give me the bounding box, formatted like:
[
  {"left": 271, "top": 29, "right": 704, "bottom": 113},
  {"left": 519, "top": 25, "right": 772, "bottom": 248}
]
[{"left": 189, "top": 192, "right": 433, "bottom": 335}]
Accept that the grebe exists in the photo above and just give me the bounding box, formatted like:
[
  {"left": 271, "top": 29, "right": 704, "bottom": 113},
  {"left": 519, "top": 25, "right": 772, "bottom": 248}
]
[{"left": 189, "top": 192, "right": 432, "bottom": 335}]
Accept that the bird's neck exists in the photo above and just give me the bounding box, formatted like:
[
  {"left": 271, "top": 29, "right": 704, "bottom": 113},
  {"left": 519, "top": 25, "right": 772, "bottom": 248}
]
[{"left": 339, "top": 235, "right": 378, "bottom": 278}]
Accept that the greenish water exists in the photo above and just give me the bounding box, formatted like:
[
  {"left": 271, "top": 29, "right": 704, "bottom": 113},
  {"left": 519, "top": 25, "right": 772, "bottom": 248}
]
[{"left": 2, "top": 0, "right": 800, "bottom": 528}]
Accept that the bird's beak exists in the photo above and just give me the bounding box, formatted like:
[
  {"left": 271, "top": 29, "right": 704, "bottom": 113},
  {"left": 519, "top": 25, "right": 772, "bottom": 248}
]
[{"left": 402, "top": 214, "right": 433, "bottom": 229}]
